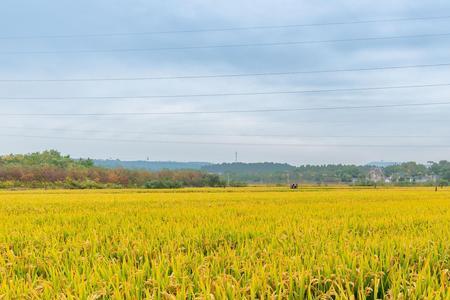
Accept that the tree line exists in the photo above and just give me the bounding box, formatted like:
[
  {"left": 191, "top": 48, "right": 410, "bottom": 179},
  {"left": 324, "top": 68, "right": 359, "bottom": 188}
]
[
  {"left": 1, "top": 150, "right": 449, "bottom": 187},
  {"left": 0, "top": 150, "right": 225, "bottom": 189},
  {"left": 202, "top": 161, "right": 450, "bottom": 185}
]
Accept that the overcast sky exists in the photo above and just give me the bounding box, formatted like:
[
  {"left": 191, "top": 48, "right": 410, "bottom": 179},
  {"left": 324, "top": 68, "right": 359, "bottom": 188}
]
[{"left": 0, "top": 0, "right": 449, "bottom": 164}]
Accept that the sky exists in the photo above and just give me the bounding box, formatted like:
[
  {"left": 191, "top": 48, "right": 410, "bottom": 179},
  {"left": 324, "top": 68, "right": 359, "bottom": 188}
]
[{"left": 0, "top": 0, "right": 449, "bottom": 164}]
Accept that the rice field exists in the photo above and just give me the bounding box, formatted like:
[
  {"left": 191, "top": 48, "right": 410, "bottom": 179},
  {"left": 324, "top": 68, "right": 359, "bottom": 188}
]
[{"left": 0, "top": 187, "right": 449, "bottom": 299}]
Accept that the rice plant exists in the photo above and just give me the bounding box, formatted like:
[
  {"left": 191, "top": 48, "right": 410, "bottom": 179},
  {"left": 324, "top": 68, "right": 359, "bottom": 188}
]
[{"left": 0, "top": 187, "right": 449, "bottom": 299}]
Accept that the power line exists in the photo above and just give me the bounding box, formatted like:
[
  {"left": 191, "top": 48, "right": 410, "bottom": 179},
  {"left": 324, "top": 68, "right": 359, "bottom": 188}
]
[
  {"left": 2, "top": 32, "right": 450, "bottom": 55},
  {"left": 1, "top": 101, "right": 449, "bottom": 117},
  {"left": 1, "top": 126, "right": 448, "bottom": 139},
  {"left": 2, "top": 83, "right": 450, "bottom": 102},
  {"left": 1, "top": 133, "right": 449, "bottom": 148},
  {"left": 1, "top": 15, "right": 450, "bottom": 40},
  {"left": 1, "top": 62, "right": 449, "bottom": 83}
]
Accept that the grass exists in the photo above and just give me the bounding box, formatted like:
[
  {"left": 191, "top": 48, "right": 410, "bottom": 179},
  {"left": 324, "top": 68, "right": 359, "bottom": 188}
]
[{"left": 0, "top": 187, "right": 449, "bottom": 299}]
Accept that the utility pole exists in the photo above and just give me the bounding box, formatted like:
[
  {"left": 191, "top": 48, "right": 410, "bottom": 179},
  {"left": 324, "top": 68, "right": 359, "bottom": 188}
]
[
  {"left": 235, "top": 152, "right": 238, "bottom": 162},
  {"left": 427, "top": 161, "right": 438, "bottom": 191}
]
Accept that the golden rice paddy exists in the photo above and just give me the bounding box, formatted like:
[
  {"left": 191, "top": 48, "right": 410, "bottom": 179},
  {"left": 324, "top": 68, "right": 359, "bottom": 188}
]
[{"left": 0, "top": 187, "right": 449, "bottom": 299}]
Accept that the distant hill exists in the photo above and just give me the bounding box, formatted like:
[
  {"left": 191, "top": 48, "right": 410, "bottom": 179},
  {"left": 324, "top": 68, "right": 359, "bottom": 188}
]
[
  {"left": 93, "top": 159, "right": 211, "bottom": 171},
  {"left": 202, "top": 162, "right": 296, "bottom": 174},
  {"left": 366, "top": 161, "right": 399, "bottom": 167}
]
